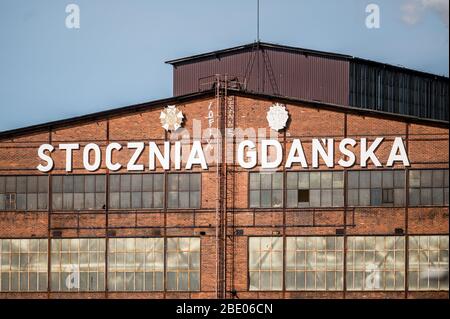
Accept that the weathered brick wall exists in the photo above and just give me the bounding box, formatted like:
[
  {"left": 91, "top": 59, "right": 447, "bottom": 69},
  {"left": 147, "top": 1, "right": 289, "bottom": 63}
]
[{"left": 0, "top": 94, "right": 448, "bottom": 299}]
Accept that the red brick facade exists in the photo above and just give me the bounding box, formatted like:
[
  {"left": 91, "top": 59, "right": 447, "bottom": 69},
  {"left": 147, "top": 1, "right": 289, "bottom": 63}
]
[{"left": 0, "top": 91, "right": 448, "bottom": 299}]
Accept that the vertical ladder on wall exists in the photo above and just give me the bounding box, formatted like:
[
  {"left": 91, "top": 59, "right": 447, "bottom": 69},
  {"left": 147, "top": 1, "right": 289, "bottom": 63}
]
[
  {"left": 215, "top": 75, "right": 226, "bottom": 299},
  {"left": 214, "top": 75, "right": 237, "bottom": 299},
  {"left": 225, "top": 93, "right": 236, "bottom": 299}
]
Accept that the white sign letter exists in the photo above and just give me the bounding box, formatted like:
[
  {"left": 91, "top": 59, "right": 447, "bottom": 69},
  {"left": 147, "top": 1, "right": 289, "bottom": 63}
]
[
  {"left": 59, "top": 143, "right": 79, "bottom": 172},
  {"left": 312, "top": 138, "right": 334, "bottom": 168},
  {"left": 106, "top": 143, "right": 122, "bottom": 171},
  {"left": 149, "top": 142, "right": 170, "bottom": 170},
  {"left": 237, "top": 140, "right": 257, "bottom": 169},
  {"left": 186, "top": 141, "right": 207, "bottom": 169},
  {"left": 261, "top": 139, "right": 283, "bottom": 169},
  {"left": 285, "top": 139, "right": 308, "bottom": 168},
  {"left": 338, "top": 138, "right": 357, "bottom": 168},
  {"left": 387, "top": 137, "right": 410, "bottom": 167},
  {"left": 37, "top": 144, "right": 54, "bottom": 172},
  {"left": 360, "top": 138, "right": 383, "bottom": 167},
  {"left": 127, "top": 142, "right": 145, "bottom": 171},
  {"left": 83, "top": 143, "right": 101, "bottom": 171}
]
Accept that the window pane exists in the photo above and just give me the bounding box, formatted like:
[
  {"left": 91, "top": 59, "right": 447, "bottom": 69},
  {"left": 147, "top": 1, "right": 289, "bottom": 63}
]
[
  {"left": 260, "top": 174, "right": 272, "bottom": 189},
  {"left": 432, "top": 188, "right": 443, "bottom": 205},
  {"left": 120, "top": 192, "right": 130, "bottom": 208},
  {"left": 409, "top": 171, "right": 420, "bottom": 187},
  {"left": 260, "top": 190, "right": 271, "bottom": 207},
  {"left": 286, "top": 173, "right": 297, "bottom": 189},
  {"left": 109, "top": 175, "right": 120, "bottom": 192},
  {"left": 249, "top": 237, "right": 283, "bottom": 291},
  {"left": 190, "top": 191, "right": 200, "bottom": 208},
  {"left": 142, "top": 175, "right": 153, "bottom": 192},
  {"left": 250, "top": 173, "right": 261, "bottom": 190},
  {"left": 120, "top": 175, "right": 131, "bottom": 192},
  {"left": 153, "top": 174, "right": 164, "bottom": 192},
  {"left": 17, "top": 176, "right": 27, "bottom": 193},
  {"left": 95, "top": 176, "right": 105, "bottom": 192},
  {"left": 409, "top": 236, "right": 449, "bottom": 291},
  {"left": 168, "top": 175, "right": 178, "bottom": 191},
  {"left": 370, "top": 171, "right": 381, "bottom": 188},
  {"left": 310, "top": 172, "right": 320, "bottom": 188},
  {"left": 321, "top": 190, "right": 332, "bottom": 207},
  {"left": 52, "top": 176, "right": 63, "bottom": 193},
  {"left": 298, "top": 172, "right": 309, "bottom": 189},
  {"left": 74, "top": 176, "right": 84, "bottom": 193},
  {"left": 432, "top": 170, "right": 444, "bottom": 187},
  {"left": 333, "top": 172, "right": 344, "bottom": 188},
  {"left": 250, "top": 191, "right": 260, "bottom": 207},
  {"left": 272, "top": 190, "right": 283, "bottom": 208},
  {"left": 179, "top": 174, "right": 190, "bottom": 191},
  {"left": 310, "top": 190, "right": 321, "bottom": 207},
  {"left": 27, "top": 194, "right": 37, "bottom": 210},
  {"left": 168, "top": 192, "right": 178, "bottom": 208},
  {"left": 382, "top": 171, "right": 393, "bottom": 188},
  {"left": 321, "top": 172, "right": 332, "bottom": 189},
  {"left": 27, "top": 176, "right": 38, "bottom": 193},
  {"left": 0, "top": 239, "right": 48, "bottom": 292},
  {"left": 348, "top": 172, "right": 359, "bottom": 189},
  {"left": 63, "top": 176, "right": 74, "bottom": 193},
  {"left": 131, "top": 192, "right": 141, "bottom": 208},
  {"left": 189, "top": 174, "right": 201, "bottom": 191},
  {"left": 394, "top": 171, "right": 405, "bottom": 188},
  {"left": 0, "top": 176, "right": 5, "bottom": 193},
  {"left": 272, "top": 173, "right": 283, "bottom": 189},
  {"left": 421, "top": 171, "right": 432, "bottom": 187},
  {"left": 347, "top": 236, "right": 404, "bottom": 291}
]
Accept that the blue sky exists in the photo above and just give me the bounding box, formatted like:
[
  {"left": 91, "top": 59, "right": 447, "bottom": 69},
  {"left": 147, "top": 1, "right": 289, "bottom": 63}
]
[{"left": 0, "top": 0, "right": 448, "bottom": 131}]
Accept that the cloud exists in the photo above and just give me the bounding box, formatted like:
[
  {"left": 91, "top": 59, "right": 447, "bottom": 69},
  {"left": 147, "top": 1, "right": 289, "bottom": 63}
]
[{"left": 402, "top": 0, "right": 449, "bottom": 28}]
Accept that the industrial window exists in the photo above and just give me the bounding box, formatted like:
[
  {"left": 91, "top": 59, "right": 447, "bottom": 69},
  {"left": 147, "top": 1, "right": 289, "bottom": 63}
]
[
  {"left": 347, "top": 170, "right": 405, "bottom": 207},
  {"left": 249, "top": 172, "right": 283, "bottom": 208},
  {"left": 347, "top": 236, "right": 405, "bottom": 291},
  {"left": 287, "top": 171, "right": 344, "bottom": 208},
  {"left": 0, "top": 239, "right": 48, "bottom": 292},
  {"left": 108, "top": 238, "right": 164, "bottom": 291},
  {"left": 167, "top": 174, "right": 201, "bottom": 209},
  {"left": 52, "top": 175, "right": 105, "bottom": 210},
  {"left": 409, "top": 236, "right": 449, "bottom": 291},
  {"left": 166, "top": 238, "right": 200, "bottom": 291},
  {"left": 249, "top": 237, "right": 283, "bottom": 291},
  {"left": 109, "top": 174, "right": 164, "bottom": 209},
  {"left": 0, "top": 176, "right": 48, "bottom": 211},
  {"left": 285, "top": 237, "right": 343, "bottom": 291},
  {"left": 50, "top": 238, "right": 105, "bottom": 291},
  {"left": 409, "top": 169, "right": 449, "bottom": 206}
]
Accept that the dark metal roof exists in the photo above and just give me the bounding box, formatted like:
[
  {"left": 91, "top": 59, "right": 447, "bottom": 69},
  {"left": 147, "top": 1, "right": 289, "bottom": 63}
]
[
  {"left": 1, "top": 89, "right": 447, "bottom": 140},
  {"left": 166, "top": 42, "right": 449, "bottom": 81},
  {"left": 166, "top": 42, "right": 352, "bottom": 64}
]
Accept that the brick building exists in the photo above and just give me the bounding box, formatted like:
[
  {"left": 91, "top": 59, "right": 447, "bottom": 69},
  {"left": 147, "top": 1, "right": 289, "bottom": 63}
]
[{"left": 0, "top": 43, "right": 448, "bottom": 299}]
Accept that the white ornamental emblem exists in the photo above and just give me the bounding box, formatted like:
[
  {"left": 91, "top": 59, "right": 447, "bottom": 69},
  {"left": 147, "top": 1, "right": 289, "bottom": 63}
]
[
  {"left": 160, "top": 105, "right": 184, "bottom": 131},
  {"left": 266, "top": 103, "right": 289, "bottom": 131}
]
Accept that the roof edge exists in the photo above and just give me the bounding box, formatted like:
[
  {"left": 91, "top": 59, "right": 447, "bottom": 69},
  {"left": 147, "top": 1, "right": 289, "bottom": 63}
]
[
  {"left": 230, "top": 89, "right": 449, "bottom": 128},
  {"left": 165, "top": 41, "right": 352, "bottom": 65},
  {"left": 0, "top": 89, "right": 448, "bottom": 140},
  {"left": 0, "top": 90, "right": 216, "bottom": 140},
  {"left": 165, "top": 41, "right": 449, "bottom": 80}
]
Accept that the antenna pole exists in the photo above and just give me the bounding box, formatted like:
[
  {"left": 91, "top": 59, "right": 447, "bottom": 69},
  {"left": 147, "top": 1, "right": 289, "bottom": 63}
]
[{"left": 257, "top": 0, "right": 260, "bottom": 42}]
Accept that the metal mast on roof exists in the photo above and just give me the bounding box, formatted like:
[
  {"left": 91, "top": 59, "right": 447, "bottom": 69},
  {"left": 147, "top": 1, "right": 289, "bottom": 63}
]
[{"left": 257, "top": 0, "right": 260, "bottom": 42}]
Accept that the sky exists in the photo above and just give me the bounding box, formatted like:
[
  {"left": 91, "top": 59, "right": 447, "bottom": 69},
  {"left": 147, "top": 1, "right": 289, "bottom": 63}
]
[{"left": 0, "top": 0, "right": 448, "bottom": 132}]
